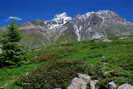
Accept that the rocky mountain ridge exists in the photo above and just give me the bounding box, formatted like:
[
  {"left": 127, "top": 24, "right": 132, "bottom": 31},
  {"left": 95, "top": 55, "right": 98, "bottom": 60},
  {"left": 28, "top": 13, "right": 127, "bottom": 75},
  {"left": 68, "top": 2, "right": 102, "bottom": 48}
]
[{"left": 1, "top": 10, "right": 133, "bottom": 48}]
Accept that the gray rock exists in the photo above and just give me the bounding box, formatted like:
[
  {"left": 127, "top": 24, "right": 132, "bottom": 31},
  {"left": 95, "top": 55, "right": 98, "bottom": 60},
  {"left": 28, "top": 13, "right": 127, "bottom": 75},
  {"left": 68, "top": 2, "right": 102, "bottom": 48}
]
[
  {"left": 108, "top": 81, "right": 117, "bottom": 89},
  {"left": 118, "top": 84, "right": 133, "bottom": 89},
  {"left": 67, "top": 77, "right": 88, "bottom": 89},
  {"left": 67, "top": 73, "right": 98, "bottom": 89},
  {"left": 77, "top": 73, "right": 91, "bottom": 83},
  {"left": 90, "top": 80, "right": 99, "bottom": 89}
]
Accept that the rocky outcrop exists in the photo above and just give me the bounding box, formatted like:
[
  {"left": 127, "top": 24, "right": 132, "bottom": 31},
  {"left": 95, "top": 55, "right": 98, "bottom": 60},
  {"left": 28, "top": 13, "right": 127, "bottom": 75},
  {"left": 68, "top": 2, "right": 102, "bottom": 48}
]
[
  {"left": 67, "top": 74, "right": 133, "bottom": 89},
  {"left": 67, "top": 73, "right": 98, "bottom": 89}
]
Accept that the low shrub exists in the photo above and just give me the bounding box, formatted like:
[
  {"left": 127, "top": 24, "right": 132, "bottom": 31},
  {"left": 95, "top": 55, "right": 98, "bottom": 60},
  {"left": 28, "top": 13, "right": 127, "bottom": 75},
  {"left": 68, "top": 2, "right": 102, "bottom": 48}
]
[
  {"left": 38, "top": 53, "right": 57, "bottom": 62},
  {"left": 15, "top": 60, "right": 88, "bottom": 89}
]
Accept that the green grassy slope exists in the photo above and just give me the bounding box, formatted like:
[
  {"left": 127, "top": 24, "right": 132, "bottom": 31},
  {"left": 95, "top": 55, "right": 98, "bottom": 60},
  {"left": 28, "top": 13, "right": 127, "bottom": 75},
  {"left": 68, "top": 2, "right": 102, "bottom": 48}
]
[
  {"left": 0, "top": 36, "right": 133, "bottom": 88},
  {"left": 37, "top": 36, "right": 133, "bottom": 72},
  {"left": 16, "top": 36, "right": 133, "bottom": 89},
  {"left": 0, "top": 63, "right": 45, "bottom": 88}
]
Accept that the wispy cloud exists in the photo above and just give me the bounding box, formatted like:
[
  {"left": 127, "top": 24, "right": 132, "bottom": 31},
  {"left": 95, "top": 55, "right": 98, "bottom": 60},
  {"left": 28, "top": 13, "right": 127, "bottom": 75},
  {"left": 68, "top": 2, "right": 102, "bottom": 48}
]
[{"left": 8, "top": 16, "right": 22, "bottom": 21}]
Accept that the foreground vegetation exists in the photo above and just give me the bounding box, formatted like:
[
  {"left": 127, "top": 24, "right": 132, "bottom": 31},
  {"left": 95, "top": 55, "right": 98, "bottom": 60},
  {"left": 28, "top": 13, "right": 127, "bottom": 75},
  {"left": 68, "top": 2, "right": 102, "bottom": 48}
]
[
  {"left": 0, "top": 36, "right": 133, "bottom": 88},
  {"left": 0, "top": 36, "right": 133, "bottom": 89},
  {"left": 0, "top": 63, "right": 42, "bottom": 88},
  {"left": 0, "top": 21, "right": 132, "bottom": 89}
]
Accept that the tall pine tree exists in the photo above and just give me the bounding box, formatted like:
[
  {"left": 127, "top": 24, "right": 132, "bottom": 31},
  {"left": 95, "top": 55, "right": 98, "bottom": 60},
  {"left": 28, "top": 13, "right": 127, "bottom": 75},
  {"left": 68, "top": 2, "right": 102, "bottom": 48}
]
[{"left": 0, "top": 21, "right": 25, "bottom": 67}]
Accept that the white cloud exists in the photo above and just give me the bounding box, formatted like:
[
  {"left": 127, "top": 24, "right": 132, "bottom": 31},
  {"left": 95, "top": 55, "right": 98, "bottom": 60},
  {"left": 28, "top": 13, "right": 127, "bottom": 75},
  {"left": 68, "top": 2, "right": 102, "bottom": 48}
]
[{"left": 9, "top": 16, "right": 22, "bottom": 21}]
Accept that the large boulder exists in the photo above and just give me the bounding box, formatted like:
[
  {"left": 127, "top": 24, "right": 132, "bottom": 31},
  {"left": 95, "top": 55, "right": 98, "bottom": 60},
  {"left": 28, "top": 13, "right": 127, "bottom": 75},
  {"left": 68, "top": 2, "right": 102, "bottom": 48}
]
[
  {"left": 67, "top": 73, "right": 98, "bottom": 89},
  {"left": 118, "top": 84, "right": 133, "bottom": 89},
  {"left": 67, "top": 77, "right": 88, "bottom": 89}
]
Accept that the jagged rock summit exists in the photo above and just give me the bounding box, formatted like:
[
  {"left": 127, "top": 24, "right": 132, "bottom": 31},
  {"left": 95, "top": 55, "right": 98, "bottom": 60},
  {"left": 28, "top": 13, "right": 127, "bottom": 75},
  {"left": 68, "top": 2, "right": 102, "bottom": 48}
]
[{"left": 0, "top": 10, "right": 133, "bottom": 48}]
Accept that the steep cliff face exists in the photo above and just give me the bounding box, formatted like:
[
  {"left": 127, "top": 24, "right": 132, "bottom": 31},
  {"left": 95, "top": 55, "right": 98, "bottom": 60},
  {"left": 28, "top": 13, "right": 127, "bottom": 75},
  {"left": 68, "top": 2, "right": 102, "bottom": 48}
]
[
  {"left": 70, "top": 10, "right": 133, "bottom": 41},
  {"left": 0, "top": 10, "right": 133, "bottom": 48}
]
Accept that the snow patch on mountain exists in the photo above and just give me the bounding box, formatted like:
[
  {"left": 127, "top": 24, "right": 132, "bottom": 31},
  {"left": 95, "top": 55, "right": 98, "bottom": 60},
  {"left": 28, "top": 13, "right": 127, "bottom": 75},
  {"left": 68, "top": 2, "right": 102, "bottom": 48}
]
[
  {"left": 76, "top": 11, "right": 95, "bottom": 21},
  {"left": 53, "top": 12, "right": 72, "bottom": 24},
  {"left": 48, "top": 12, "right": 72, "bottom": 29},
  {"left": 73, "top": 25, "right": 82, "bottom": 41}
]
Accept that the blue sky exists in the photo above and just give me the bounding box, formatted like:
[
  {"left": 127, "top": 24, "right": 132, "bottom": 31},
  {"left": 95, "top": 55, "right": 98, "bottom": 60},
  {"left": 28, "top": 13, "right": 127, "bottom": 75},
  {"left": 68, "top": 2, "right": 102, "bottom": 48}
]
[{"left": 0, "top": 0, "right": 133, "bottom": 26}]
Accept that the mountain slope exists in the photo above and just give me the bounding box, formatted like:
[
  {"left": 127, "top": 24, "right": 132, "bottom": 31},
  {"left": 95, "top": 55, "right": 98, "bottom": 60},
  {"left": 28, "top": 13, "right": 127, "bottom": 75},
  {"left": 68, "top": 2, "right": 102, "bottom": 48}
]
[
  {"left": 6, "top": 36, "right": 133, "bottom": 89},
  {"left": 1, "top": 10, "right": 133, "bottom": 48}
]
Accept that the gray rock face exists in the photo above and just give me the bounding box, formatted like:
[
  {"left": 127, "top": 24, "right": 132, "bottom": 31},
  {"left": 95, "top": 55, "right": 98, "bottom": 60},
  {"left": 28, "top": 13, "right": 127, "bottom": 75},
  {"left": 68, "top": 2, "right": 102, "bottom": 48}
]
[
  {"left": 118, "top": 84, "right": 133, "bottom": 89},
  {"left": 71, "top": 10, "right": 133, "bottom": 41},
  {"left": 67, "top": 73, "right": 98, "bottom": 89},
  {"left": 1, "top": 10, "right": 133, "bottom": 48}
]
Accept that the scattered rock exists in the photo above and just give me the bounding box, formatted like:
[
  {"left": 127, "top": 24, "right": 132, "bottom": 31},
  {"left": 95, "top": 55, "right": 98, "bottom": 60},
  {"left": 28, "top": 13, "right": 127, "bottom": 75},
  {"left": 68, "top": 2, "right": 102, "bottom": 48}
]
[
  {"left": 67, "top": 77, "right": 88, "bottom": 89},
  {"left": 67, "top": 73, "right": 98, "bottom": 89},
  {"left": 107, "top": 81, "right": 117, "bottom": 89},
  {"left": 90, "top": 80, "right": 99, "bottom": 89},
  {"left": 0, "top": 87, "right": 4, "bottom": 89},
  {"left": 67, "top": 73, "right": 133, "bottom": 89},
  {"left": 77, "top": 73, "right": 91, "bottom": 83},
  {"left": 118, "top": 84, "right": 133, "bottom": 89}
]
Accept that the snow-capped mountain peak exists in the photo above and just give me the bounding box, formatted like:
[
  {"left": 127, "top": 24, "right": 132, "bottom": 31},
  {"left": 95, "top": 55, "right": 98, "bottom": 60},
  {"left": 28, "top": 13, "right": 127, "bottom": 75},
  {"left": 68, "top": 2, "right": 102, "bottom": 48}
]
[
  {"left": 1, "top": 10, "right": 133, "bottom": 48},
  {"left": 96, "top": 10, "right": 114, "bottom": 14},
  {"left": 52, "top": 12, "right": 72, "bottom": 24},
  {"left": 76, "top": 10, "right": 118, "bottom": 20},
  {"left": 48, "top": 12, "right": 72, "bottom": 29}
]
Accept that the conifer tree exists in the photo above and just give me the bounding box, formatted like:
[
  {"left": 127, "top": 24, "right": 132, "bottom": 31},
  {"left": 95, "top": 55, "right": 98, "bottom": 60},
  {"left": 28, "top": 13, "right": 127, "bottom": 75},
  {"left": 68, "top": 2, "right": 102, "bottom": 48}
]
[{"left": 0, "top": 21, "right": 25, "bottom": 67}]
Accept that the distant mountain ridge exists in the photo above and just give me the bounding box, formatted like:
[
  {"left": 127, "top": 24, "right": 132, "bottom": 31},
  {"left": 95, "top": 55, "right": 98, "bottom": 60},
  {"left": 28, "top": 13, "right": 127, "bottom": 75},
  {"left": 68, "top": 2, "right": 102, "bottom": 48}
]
[{"left": 0, "top": 10, "right": 133, "bottom": 48}]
